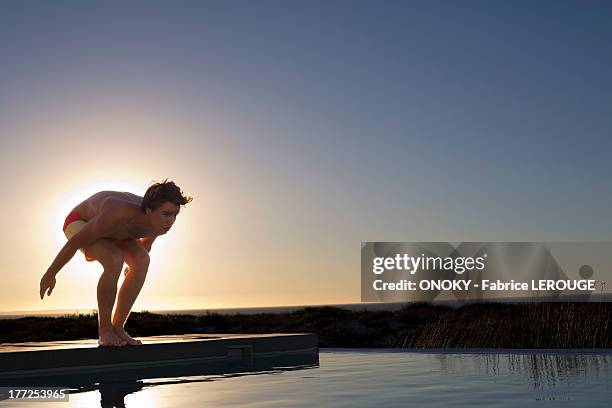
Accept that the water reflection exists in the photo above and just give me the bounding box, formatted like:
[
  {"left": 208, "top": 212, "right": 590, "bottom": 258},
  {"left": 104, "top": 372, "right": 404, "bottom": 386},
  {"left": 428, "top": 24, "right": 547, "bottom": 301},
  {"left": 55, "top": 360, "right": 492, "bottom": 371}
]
[
  {"left": 435, "top": 351, "right": 612, "bottom": 389},
  {"left": 0, "top": 352, "right": 319, "bottom": 408},
  {"left": 3, "top": 350, "right": 610, "bottom": 407}
]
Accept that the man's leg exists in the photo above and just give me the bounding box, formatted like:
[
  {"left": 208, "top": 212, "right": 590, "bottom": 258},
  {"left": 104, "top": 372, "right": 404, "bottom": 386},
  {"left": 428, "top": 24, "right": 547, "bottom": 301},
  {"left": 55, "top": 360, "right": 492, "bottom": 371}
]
[
  {"left": 112, "top": 239, "right": 150, "bottom": 345},
  {"left": 82, "top": 239, "right": 128, "bottom": 346}
]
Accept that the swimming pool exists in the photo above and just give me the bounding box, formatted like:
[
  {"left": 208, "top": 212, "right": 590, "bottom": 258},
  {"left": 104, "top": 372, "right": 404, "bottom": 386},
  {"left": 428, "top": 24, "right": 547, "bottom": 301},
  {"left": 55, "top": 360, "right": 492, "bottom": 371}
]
[{"left": 3, "top": 349, "right": 611, "bottom": 407}]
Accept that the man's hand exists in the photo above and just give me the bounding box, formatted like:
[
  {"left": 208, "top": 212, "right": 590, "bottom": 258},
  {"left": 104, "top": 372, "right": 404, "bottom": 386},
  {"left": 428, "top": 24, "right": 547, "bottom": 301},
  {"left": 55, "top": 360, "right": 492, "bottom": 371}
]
[{"left": 39, "top": 272, "right": 56, "bottom": 300}]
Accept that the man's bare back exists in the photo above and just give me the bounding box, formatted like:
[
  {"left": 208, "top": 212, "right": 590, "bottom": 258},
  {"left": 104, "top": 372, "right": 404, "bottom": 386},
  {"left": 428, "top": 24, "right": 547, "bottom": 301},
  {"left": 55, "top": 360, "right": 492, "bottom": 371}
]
[{"left": 75, "top": 191, "right": 164, "bottom": 241}]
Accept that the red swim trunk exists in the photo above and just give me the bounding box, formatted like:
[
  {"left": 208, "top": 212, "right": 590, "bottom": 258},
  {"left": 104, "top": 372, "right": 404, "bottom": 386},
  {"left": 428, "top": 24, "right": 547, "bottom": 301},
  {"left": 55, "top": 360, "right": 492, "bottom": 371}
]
[
  {"left": 63, "top": 208, "right": 96, "bottom": 262},
  {"left": 63, "top": 208, "right": 83, "bottom": 232}
]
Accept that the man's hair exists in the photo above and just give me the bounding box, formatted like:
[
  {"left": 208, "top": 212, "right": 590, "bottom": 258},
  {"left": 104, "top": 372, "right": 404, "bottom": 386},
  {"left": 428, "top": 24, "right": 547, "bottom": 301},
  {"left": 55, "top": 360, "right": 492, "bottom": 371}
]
[{"left": 141, "top": 179, "right": 193, "bottom": 211}]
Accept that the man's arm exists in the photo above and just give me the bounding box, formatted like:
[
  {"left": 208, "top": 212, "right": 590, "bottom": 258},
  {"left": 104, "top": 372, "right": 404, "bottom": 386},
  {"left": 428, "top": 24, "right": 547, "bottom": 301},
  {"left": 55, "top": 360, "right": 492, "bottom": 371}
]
[
  {"left": 140, "top": 236, "right": 158, "bottom": 253},
  {"left": 40, "top": 211, "right": 119, "bottom": 299}
]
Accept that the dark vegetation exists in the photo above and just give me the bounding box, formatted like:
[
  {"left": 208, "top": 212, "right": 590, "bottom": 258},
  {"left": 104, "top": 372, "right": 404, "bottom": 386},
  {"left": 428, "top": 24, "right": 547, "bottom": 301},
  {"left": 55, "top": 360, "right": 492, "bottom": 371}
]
[{"left": 1, "top": 302, "right": 611, "bottom": 348}]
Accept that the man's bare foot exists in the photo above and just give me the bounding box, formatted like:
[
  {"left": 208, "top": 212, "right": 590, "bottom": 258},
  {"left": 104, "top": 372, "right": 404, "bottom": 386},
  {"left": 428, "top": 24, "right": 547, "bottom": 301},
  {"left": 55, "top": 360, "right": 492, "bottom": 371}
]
[
  {"left": 113, "top": 325, "right": 143, "bottom": 345},
  {"left": 98, "top": 330, "right": 128, "bottom": 347}
]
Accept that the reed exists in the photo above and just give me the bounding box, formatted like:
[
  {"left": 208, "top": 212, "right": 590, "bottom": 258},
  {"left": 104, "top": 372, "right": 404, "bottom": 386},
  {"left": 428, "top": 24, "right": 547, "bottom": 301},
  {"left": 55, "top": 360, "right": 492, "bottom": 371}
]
[{"left": 1, "top": 303, "right": 610, "bottom": 348}]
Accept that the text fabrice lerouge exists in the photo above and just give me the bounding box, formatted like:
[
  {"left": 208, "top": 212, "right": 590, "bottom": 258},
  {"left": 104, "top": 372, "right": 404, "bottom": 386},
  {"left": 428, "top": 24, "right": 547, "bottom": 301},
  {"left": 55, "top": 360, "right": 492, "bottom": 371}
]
[
  {"left": 371, "top": 253, "right": 595, "bottom": 293},
  {"left": 373, "top": 279, "right": 596, "bottom": 292}
]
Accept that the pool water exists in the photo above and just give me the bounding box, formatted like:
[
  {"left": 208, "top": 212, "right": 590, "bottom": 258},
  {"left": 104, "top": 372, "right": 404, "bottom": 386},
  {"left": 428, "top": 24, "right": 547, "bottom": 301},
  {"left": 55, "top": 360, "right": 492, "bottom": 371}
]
[{"left": 3, "top": 349, "right": 612, "bottom": 407}]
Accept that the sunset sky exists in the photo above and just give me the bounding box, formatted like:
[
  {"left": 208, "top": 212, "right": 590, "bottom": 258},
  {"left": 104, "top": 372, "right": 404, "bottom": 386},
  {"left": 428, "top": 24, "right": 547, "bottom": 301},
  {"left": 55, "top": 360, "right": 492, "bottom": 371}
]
[{"left": 1, "top": 1, "right": 612, "bottom": 312}]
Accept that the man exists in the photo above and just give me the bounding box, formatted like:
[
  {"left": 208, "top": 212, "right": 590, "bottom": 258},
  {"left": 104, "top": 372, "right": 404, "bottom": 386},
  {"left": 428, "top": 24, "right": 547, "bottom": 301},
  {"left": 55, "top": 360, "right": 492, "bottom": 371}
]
[{"left": 39, "top": 180, "right": 192, "bottom": 346}]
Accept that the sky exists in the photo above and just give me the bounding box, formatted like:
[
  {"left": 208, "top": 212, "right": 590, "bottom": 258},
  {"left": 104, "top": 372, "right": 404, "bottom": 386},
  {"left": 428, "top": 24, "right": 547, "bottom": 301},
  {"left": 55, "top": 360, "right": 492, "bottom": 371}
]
[{"left": 1, "top": 0, "right": 612, "bottom": 312}]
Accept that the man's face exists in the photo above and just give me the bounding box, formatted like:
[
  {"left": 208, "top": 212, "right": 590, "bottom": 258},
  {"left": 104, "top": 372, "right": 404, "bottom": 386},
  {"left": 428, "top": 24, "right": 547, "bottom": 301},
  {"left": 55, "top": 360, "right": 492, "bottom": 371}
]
[{"left": 147, "top": 202, "right": 180, "bottom": 234}]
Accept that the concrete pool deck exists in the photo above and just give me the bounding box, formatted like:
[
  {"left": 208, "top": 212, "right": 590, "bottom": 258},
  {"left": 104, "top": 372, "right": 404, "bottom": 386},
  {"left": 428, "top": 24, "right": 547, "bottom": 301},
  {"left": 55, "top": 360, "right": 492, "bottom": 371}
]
[{"left": 0, "top": 333, "right": 318, "bottom": 380}]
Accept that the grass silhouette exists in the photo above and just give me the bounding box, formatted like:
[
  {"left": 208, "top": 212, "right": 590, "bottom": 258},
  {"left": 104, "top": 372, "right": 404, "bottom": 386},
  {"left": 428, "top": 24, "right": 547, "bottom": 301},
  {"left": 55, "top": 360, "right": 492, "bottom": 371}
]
[{"left": 1, "top": 302, "right": 610, "bottom": 348}]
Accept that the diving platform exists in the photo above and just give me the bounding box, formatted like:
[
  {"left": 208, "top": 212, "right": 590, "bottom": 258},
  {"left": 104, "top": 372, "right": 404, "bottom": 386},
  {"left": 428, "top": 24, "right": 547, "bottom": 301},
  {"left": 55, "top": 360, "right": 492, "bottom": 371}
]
[{"left": 0, "top": 333, "right": 319, "bottom": 385}]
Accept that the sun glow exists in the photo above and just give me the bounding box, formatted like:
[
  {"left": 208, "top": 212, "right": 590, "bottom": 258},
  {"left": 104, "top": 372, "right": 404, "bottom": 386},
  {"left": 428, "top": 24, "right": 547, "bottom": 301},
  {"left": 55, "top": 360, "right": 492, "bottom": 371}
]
[{"left": 50, "top": 176, "right": 150, "bottom": 248}]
